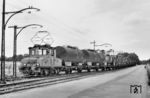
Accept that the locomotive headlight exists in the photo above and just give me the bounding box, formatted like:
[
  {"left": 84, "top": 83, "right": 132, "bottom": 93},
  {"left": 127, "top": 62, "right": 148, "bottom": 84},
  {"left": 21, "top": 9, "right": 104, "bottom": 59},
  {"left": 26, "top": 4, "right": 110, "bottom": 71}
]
[{"left": 23, "top": 63, "right": 27, "bottom": 66}]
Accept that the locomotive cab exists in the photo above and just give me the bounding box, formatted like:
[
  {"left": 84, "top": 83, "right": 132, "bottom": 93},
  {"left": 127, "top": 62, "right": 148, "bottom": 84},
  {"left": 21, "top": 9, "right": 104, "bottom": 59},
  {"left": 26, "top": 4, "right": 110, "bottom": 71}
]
[{"left": 29, "top": 44, "right": 56, "bottom": 57}]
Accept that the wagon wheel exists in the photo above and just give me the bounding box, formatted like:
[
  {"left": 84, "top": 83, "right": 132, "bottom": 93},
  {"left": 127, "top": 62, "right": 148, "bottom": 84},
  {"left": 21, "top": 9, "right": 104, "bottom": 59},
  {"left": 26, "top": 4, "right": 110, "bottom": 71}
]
[
  {"left": 69, "top": 68, "right": 72, "bottom": 74},
  {"left": 77, "top": 68, "right": 82, "bottom": 73},
  {"left": 65, "top": 70, "right": 69, "bottom": 74},
  {"left": 65, "top": 67, "right": 69, "bottom": 74},
  {"left": 101, "top": 68, "right": 104, "bottom": 71},
  {"left": 95, "top": 68, "right": 99, "bottom": 72},
  {"left": 87, "top": 67, "right": 91, "bottom": 72}
]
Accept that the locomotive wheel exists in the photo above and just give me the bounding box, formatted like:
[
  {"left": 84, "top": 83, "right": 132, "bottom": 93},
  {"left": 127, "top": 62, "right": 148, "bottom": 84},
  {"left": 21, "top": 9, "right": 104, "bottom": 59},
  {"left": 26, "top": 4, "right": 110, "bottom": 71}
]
[
  {"left": 34, "top": 72, "right": 40, "bottom": 76},
  {"left": 40, "top": 69, "right": 45, "bottom": 76},
  {"left": 56, "top": 69, "right": 60, "bottom": 75},
  {"left": 52, "top": 69, "right": 57, "bottom": 75},
  {"left": 44, "top": 69, "right": 50, "bottom": 76}
]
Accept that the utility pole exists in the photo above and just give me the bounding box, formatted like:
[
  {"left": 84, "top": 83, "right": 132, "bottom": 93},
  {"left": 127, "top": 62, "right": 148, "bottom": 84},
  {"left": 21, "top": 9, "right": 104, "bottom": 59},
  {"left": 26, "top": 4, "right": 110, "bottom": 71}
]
[
  {"left": 1, "top": 0, "right": 6, "bottom": 83},
  {"left": 14, "top": 26, "right": 17, "bottom": 78},
  {"left": 90, "top": 40, "right": 96, "bottom": 50},
  {"left": 9, "top": 25, "right": 17, "bottom": 78},
  {"left": 9, "top": 24, "right": 42, "bottom": 78}
]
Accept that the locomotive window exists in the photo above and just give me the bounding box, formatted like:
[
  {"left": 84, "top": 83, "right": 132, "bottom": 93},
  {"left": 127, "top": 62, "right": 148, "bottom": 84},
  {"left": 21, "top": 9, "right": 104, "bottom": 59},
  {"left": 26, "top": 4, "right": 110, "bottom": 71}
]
[
  {"left": 35, "top": 49, "right": 39, "bottom": 55},
  {"left": 51, "top": 50, "right": 54, "bottom": 56},
  {"left": 32, "top": 50, "right": 35, "bottom": 55},
  {"left": 43, "top": 50, "right": 47, "bottom": 55},
  {"left": 38, "top": 50, "right": 42, "bottom": 55}
]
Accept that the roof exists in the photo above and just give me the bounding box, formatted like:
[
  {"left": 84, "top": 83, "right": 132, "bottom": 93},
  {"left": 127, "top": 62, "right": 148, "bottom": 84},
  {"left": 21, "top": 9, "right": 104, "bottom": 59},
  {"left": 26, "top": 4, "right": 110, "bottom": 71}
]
[{"left": 29, "top": 44, "right": 53, "bottom": 50}]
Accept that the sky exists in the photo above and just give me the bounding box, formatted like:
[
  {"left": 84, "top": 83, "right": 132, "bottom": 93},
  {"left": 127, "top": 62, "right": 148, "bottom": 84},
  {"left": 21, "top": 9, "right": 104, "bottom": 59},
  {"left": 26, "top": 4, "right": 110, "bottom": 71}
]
[{"left": 0, "top": 0, "right": 150, "bottom": 60}]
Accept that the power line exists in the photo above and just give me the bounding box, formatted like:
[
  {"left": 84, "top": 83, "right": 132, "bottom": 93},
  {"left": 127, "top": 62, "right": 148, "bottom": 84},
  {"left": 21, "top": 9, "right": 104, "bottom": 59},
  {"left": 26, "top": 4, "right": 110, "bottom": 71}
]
[
  {"left": 7, "top": 0, "right": 29, "bottom": 9},
  {"left": 37, "top": 12, "right": 87, "bottom": 39},
  {"left": 90, "top": 40, "right": 112, "bottom": 51}
]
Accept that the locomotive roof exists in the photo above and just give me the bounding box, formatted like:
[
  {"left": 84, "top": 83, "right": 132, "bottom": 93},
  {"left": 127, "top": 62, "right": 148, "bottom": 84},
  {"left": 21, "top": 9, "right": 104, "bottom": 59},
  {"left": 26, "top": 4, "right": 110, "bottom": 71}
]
[{"left": 29, "top": 44, "right": 53, "bottom": 49}]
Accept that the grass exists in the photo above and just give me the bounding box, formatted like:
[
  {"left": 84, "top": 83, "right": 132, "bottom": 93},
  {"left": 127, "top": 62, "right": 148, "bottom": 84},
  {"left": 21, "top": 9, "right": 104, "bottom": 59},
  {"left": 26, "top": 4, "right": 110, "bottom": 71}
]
[{"left": 0, "top": 61, "right": 21, "bottom": 76}]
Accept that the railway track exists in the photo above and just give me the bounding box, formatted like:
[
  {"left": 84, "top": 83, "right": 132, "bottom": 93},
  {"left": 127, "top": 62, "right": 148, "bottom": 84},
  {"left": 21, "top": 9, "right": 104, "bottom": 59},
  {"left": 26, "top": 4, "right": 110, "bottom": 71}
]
[
  {"left": 0, "top": 70, "right": 110, "bottom": 95},
  {"left": 0, "top": 67, "right": 130, "bottom": 95}
]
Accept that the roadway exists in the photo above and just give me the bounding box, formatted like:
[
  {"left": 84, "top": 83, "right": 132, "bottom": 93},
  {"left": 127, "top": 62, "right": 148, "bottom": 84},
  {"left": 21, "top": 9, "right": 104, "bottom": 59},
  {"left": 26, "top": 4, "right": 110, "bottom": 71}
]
[{"left": 1, "top": 65, "right": 149, "bottom": 98}]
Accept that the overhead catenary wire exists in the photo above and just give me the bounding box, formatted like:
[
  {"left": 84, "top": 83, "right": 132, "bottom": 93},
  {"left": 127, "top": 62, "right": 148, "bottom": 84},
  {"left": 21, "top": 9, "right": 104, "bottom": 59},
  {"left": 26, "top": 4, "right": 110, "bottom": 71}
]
[{"left": 35, "top": 11, "right": 88, "bottom": 40}]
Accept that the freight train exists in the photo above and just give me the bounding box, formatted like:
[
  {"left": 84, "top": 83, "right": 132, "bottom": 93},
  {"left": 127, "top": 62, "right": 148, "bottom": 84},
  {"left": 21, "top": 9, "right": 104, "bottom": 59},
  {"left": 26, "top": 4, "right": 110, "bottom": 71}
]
[{"left": 19, "top": 44, "right": 139, "bottom": 76}]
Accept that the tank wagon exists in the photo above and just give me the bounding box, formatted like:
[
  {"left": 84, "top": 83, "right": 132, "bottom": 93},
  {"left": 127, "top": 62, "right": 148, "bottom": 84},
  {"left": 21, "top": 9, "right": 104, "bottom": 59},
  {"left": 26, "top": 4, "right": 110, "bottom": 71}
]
[{"left": 19, "top": 44, "right": 139, "bottom": 76}]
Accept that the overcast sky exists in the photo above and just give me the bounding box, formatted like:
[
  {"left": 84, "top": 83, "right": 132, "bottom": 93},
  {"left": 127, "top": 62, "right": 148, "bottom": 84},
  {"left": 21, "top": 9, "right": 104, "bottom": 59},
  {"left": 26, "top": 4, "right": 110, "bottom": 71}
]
[{"left": 0, "top": 0, "right": 150, "bottom": 60}]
